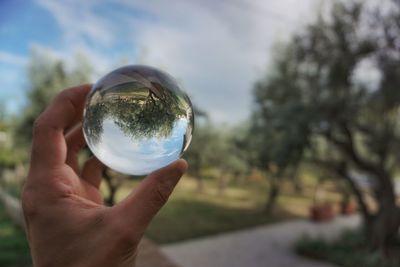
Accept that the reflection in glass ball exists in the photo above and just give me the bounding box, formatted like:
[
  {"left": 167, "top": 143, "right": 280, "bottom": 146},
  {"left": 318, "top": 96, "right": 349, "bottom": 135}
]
[{"left": 83, "top": 65, "right": 194, "bottom": 175}]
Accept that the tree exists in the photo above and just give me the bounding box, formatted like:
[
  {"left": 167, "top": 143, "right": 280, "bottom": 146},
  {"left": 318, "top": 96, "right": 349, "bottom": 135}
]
[
  {"left": 184, "top": 120, "right": 213, "bottom": 192},
  {"left": 251, "top": 52, "right": 306, "bottom": 213},
  {"left": 182, "top": 106, "right": 210, "bottom": 192},
  {"left": 83, "top": 66, "right": 193, "bottom": 150},
  {"left": 16, "top": 50, "right": 92, "bottom": 145},
  {"left": 213, "top": 126, "right": 251, "bottom": 196},
  {"left": 102, "top": 168, "right": 130, "bottom": 206},
  {"left": 253, "top": 0, "right": 400, "bottom": 253},
  {"left": 84, "top": 83, "right": 189, "bottom": 144},
  {"left": 185, "top": 119, "right": 250, "bottom": 194}
]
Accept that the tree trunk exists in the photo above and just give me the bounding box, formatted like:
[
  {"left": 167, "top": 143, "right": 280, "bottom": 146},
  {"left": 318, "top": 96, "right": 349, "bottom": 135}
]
[
  {"left": 289, "top": 166, "right": 303, "bottom": 194},
  {"left": 368, "top": 192, "right": 400, "bottom": 252},
  {"left": 103, "top": 168, "right": 118, "bottom": 206},
  {"left": 367, "top": 171, "right": 400, "bottom": 255},
  {"left": 292, "top": 175, "right": 303, "bottom": 194},
  {"left": 217, "top": 173, "right": 229, "bottom": 197},
  {"left": 333, "top": 164, "right": 374, "bottom": 235},
  {"left": 342, "top": 172, "right": 373, "bottom": 229},
  {"left": 195, "top": 174, "right": 204, "bottom": 193},
  {"left": 338, "top": 164, "right": 400, "bottom": 256},
  {"left": 369, "top": 205, "right": 400, "bottom": 254},
  {"left": 105, "top": 186, "right": 116, "bottom": 206},
  {"left": 265, "top": 174, "right": 280, "bottom": 214}
]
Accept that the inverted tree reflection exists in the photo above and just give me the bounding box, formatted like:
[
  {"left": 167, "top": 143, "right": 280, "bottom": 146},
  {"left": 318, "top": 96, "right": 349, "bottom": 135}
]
[{"left": 84, "top": 81, "right": 189, "bottom": 145}]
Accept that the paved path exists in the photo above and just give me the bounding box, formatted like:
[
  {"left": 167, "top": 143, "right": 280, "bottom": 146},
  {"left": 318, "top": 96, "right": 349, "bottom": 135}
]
[
  {"left": 136, "top": 239, "right": 180, "bottom": 267},
  {"left": 162, "top": 216, "right": 361, "bottom": 267}
]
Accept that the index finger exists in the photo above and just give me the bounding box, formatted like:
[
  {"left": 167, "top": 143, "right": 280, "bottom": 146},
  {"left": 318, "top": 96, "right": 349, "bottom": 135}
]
[{"left": 30, "top": 84, "right": 91, "bottom": 170}]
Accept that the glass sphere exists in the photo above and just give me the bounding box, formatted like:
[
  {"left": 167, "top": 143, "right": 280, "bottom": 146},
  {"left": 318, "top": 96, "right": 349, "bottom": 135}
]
[{"left": 83, "top": 65, "right": 194, "bottom": 175}]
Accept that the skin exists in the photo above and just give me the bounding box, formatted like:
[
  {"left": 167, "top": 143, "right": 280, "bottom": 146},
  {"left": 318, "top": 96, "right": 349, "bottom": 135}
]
[{"left": 21, "top": 84, "right": 188, "bottom": 267}]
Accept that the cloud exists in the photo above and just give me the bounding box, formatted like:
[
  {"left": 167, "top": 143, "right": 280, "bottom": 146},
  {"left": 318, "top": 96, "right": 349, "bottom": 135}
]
[
  {"left": 93, "top": 118, "right": 184, "bottom": 175},
  {"left": 29, "top": 42, "right": 114, "bottom": 77},
  {"left": 0, "top": 51, "right": 28, "bottom": 66},
  {"left": 33, "top": 0, "right": 319, "bottom": 123},
  {"left": 116, "top": 0, "right": 320, "bottom": 122},
  {"left": 35, "top": 0, "right": 115, "bottom": 47}
]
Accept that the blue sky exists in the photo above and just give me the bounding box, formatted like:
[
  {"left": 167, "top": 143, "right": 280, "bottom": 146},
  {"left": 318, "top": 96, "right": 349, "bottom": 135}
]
[
  {"left": 0, "top": 0, "right": 319, "bottom": 123},
  {"left": 91, "top": 117, "right": 187, "bottom": 175}
]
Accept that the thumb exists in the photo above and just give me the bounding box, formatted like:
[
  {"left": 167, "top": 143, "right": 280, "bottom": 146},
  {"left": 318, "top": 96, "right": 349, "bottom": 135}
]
[{"left": 112, "top": 159, "right": 188, "bottom": 237}]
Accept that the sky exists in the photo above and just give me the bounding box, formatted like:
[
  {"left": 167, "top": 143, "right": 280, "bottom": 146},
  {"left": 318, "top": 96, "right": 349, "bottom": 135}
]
[{"left": 0, "top": 0, "right": 321, "bottom": 124}]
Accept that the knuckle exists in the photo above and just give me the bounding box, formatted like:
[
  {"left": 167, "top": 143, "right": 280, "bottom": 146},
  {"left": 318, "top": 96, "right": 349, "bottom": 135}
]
[
  {"left": 32, "top": 116, "right": 45, "bottom": 136},
  {"left": 110, "top": 219, "right": 140, "bottom": 248},
  {"left": 32, "top": 116, "right": 57, "bottom": 137},
  {"left": 32, "top": 116, "right": 59, "bottom": 142},
  {"left": 119, "top": 229, "right": 140, "bottom": 249},
  {"left": 56, "top": 89, "right": 76, "bottom": 109}
]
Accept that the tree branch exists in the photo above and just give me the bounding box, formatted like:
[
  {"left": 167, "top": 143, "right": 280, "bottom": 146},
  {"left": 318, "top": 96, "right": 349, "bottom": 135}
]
[{"left": 323, "top": 125, "right": 397, "bottom": 206}]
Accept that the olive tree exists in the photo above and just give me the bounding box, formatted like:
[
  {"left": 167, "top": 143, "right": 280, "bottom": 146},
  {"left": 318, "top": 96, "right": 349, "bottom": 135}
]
[{"left": 253, "top": 0, "right": 400, "bottom": 251}]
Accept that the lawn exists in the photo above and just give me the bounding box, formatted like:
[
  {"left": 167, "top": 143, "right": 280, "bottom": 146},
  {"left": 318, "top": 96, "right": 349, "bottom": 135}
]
[
  {"left": 112, "top": 176, "right": 341, "bottom": 243},
  {"left": 146, "top": 193, "right": 298, "bottom": 243}
]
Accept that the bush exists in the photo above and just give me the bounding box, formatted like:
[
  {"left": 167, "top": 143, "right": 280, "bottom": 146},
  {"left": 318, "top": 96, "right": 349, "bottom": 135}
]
[
  {"left": 295, "top": 230, "right": 400, "bottom": 267},
  {"left": 0, "top": 204, "right": 31, "bottom": 266}
]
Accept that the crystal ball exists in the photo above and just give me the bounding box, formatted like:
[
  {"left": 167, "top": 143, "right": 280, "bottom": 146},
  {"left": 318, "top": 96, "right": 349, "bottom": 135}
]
[{"left": 83, "top": 65, "right": 194, "bottom": 175}]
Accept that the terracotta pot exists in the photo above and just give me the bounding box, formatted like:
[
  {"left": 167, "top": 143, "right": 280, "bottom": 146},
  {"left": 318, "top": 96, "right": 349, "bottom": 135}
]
[
  {"left": 340, "top": 201, "right": 357, "bottom": 215},
  {"left": 310, "top": 203, "right": 335, "bottom": 222}
]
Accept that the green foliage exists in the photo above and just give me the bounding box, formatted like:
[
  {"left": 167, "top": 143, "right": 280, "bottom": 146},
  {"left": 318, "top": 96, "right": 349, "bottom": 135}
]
[
  {"left": 0, "top": 205, "right": 31, "bottom": 266},
  {"left": 253, "top": 0, "right": 400, "bottom": 172},
  {"left": 296, "top": 230, "right": 400, "bottom": 267},
  {"left": 0, "top": 148, "right": 24, "bottom": 168},
  {"left": 253, "top": 0, "right": 400, "bottom": 230},
  {"left": 252, "top": 44, "right": 308, "bottom": 172},
  {"left": 184, "top": 122, "right": 250, "bottom": 180},
  {"left": 0, "top": 104, "right": 7, "bottom": 130},
  {"left": 16, "top": 49, "right": 92, "bottom": 145},
  {"left": 184, "top": 121, "right": 214, "bottom": 177},
  {"left": 0, "top": 109, "right": 23, "bottom": 168},
  {"left": 84, "top": 80, "right": 189, "bottom": 145}
]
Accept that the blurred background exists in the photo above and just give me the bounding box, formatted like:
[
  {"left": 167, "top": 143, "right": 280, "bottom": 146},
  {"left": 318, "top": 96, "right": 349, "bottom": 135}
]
[{"left": 0, "top": 0, "right": 400, "bottom": 267}]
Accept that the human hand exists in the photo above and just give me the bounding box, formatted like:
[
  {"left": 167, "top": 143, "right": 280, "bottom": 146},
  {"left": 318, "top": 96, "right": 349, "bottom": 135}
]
[{"left": 21, "top": 85, "right": 188, "bottom": 267}]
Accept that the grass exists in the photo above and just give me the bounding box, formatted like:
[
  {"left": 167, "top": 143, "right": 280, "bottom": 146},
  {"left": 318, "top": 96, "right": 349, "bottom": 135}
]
[
  {"left": 146, "top": 194, "right": 297, "bottom": 243},
  {"left": 0, "top": 204, "right": 31, "bottom": 267},
  {"left": 143, "top": 177, "right": 286, "bottom": 243},
  {"left": 296, "top": 230, "right": 400, "bottom": 267},
  {"left": 112, "top": 176, "right": 341, "bottom": 244}
]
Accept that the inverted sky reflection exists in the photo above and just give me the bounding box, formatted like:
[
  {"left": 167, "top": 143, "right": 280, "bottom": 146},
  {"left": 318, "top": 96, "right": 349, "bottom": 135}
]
[{"left": 91, "top": 118, "right": 187, "bottom": 175}]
